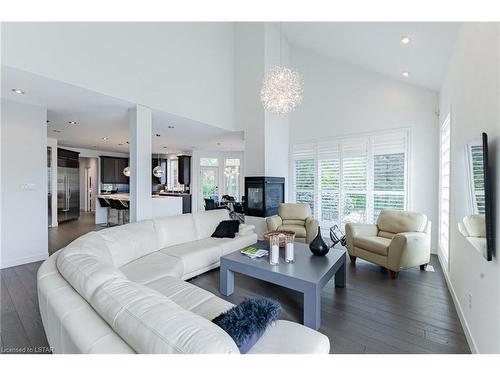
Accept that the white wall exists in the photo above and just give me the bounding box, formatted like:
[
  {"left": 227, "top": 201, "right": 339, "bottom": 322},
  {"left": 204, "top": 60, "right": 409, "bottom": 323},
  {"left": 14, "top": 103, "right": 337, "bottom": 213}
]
[
  {"left": 438, "top": 23, "right": 500, "bottom": 353},
  {"left": 1, "top": 22, "right": 235, "bottom": 131},
  {"left": 1, "top": 99, "right": 48, "bottom": 268},
  {"left": 289, "top": 46, "right": 440, "bottom": 251}
]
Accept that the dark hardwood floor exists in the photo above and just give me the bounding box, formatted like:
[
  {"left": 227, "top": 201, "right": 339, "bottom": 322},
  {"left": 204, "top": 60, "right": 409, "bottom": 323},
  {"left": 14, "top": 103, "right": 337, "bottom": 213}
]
[
  {"left": 190, "top": 254, "right": 471, "bottom": 354},
  {"left": 48, "top": 212, "right": 102, "bottom": 255},
  {"left": 1, "top": 244, "right": 471, "bottom": 354}
]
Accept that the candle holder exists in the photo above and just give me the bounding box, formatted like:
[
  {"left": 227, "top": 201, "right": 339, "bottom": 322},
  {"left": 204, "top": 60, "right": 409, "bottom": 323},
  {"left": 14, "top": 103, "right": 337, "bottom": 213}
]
[
  {"left": 285, "top": 234, "right": 295, "bottom": 263},
  {"left": 269, "top": 235, "right": 279, "bottom": 265}
]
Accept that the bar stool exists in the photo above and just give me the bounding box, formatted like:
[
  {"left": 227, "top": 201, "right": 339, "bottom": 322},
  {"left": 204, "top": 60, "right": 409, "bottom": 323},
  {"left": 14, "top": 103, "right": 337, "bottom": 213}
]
[
  {"left": 97, "top": 197, "right": 112, "bottom": 227},
  {"left": 111, "top": 199, "right": 129, "bottom": 225}
]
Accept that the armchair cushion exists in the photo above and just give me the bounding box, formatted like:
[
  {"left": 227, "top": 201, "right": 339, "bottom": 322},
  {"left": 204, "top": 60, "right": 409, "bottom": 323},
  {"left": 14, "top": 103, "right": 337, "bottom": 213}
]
[
  {"left": 279, "top": 224, "right": 307, "bottom": 238},
  {"left": 377, "top": 210, "right": 427, "bottom": 235},
  {"left": 353, "top": 236, "right": 391, "bottom": 256},
  {"left": 278, "top": 203, "right": 311, "bottom": 220}
]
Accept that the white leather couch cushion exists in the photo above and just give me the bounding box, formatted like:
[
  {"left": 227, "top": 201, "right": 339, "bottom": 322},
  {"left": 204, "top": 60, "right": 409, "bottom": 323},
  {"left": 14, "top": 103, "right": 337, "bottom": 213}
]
[
  {"left": 377, "top": 209, "right": 427, "bottom": 235},
  {"left": 247, "top": 320, "right": 330, "bottom": 354},
  {"left": 193, "top": 209, "right": 230, "bottom": 239},
  {"left": 56, "top": 234, "right": 125, "bottom": 301},
  {"left": 90, "top": 277, "right": 239, "bottom": 354},
  {"left": 145, "top": 276, "right": 234, "bottom": 320},
  {"left": 154, "top": 214, "right": 197, "bottom": 248},
  {"left": 119, "top": 251, "right": 183, "bottom": 284},
  {"left": 99, "top": 221, "right": 159, "bottom": 267},
  {"left": 208, "top": 233, "right": 258, "bottom": 256},
  {"left": 353, "top": 236, "right": 391, "bottom": 256},
  {"left": 160, "top": 239, "right": 222, "bottom": 277}
]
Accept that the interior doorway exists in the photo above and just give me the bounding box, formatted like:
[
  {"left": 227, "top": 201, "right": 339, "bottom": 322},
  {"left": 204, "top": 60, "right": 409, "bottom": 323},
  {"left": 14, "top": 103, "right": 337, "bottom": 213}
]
[{"left": 79, "top": 157, "right": 98, "bottom": 213}]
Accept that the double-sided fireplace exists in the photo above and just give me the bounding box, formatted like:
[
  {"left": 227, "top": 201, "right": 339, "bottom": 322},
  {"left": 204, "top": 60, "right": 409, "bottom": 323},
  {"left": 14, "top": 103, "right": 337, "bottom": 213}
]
[{"left": 244, "top": 177, "right": 285, "bottom": 217}]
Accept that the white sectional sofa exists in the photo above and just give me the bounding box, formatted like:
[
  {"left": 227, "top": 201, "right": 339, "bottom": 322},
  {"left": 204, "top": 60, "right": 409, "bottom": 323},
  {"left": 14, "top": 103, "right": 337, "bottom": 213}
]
[{"left": 37, "top": 209, "right": 330, "bottom": 354}]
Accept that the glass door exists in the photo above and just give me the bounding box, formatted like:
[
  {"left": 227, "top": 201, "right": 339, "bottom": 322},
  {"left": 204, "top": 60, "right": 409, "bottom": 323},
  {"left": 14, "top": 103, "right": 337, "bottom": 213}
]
[{"left": 200, "top": 166, "right": 219, "bottom": 209}]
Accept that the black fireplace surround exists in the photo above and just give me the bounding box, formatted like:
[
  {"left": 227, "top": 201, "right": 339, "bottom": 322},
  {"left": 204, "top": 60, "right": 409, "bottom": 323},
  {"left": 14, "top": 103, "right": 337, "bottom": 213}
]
[{"left": 244, "top": 177, "right": 285, "bottom": 217}]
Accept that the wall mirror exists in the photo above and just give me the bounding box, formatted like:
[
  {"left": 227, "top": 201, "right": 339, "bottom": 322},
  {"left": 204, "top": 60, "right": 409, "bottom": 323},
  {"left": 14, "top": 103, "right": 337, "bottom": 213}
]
[{"left": 458, "top": 133, "right": 494, "bottom": 261}]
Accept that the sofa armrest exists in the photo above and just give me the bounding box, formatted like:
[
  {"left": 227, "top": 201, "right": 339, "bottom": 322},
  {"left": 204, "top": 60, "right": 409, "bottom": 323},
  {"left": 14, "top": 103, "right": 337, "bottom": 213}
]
[
  {"left": 305, "top": 217, "right": 319, "bottom": 244},
  {"left": 266, "top": 215, "right": 282, "bottom": 231},
  {"left": 344, "top": 223, "right": 378, "bottom": 254},
  {"left": 387, "top": 232, "right": 431, "bottom": 271}
]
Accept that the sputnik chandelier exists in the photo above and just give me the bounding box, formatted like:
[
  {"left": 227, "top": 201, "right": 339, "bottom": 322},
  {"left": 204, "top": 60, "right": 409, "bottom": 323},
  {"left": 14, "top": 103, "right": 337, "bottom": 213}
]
[{"left": 260, "top": 23, "right": 304, "bottom": 115}]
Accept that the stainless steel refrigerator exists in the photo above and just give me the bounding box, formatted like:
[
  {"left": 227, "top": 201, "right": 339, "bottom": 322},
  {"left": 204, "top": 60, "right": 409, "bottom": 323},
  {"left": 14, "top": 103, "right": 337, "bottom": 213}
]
[{"left": 57, "top": 148, "right": 80, "bottom": 223}]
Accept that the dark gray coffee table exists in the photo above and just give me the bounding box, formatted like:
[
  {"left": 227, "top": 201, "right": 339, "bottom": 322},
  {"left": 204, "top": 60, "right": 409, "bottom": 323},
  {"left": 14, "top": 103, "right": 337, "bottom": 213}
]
[{"left": 219, "top": 241, "right": 346, "bottom": 330}]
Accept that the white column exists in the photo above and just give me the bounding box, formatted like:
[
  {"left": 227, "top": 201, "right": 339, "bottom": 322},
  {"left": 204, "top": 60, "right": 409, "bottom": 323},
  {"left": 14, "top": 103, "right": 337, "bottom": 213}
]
[{"left": 129, "top": 104, "right": 152, "bottom": 222}]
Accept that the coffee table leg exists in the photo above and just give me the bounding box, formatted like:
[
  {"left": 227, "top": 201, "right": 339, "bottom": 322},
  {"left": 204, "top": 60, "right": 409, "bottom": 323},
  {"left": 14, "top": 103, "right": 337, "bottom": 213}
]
[
  {"left": 335, "top": 257, "right": 346, "bottom": 288},
  {"left": 220, "top": 263, "right": 234, "bottom": 296},
  {"left": 303, "top": 285, "right": 321, "bottom": 330}
]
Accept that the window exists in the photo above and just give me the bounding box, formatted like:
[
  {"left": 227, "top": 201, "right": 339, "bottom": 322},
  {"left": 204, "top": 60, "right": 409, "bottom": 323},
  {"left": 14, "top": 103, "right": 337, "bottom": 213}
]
[
  {"left": 200, "top": 157, "right": 218, "bottom": 167},
  {"left": 292, "top": 144, "right": 315, "bottom": 214},
  {"left": 291, "top": 129, "right": 409, "bottom": 230},
  {"left": 439, "top": 114, "right": 451, "bottom": 264},
  {"left": 167, "top": 159, "right": 179, "bottom": 190},
  {"left": 224, "top": 158, "right": 240, "bottom": 198}
]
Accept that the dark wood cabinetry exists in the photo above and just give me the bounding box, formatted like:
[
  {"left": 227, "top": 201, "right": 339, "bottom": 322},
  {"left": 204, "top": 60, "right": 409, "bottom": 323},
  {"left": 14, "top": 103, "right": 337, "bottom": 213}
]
[
  {"left": 100, "top": 156, "right": 129, "bottom": 184},
  {"left": 177, "top": 155, "right": 191, "bottom": 187}
]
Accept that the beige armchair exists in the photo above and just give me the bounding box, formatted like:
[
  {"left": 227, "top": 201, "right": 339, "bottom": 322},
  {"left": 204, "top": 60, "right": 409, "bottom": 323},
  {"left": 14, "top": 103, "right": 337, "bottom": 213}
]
[
  {"left": 266, "top": 203, "right": 319, "bottom": 244},
  {"left": 345, "top": 209, "right": 431, "bottom": 279}
]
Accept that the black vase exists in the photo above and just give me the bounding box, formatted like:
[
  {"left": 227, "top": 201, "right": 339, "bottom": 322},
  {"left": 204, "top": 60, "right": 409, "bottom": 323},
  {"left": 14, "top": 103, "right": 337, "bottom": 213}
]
[{"left": 309, "top": 226, "right": 329, "bottom": 256}]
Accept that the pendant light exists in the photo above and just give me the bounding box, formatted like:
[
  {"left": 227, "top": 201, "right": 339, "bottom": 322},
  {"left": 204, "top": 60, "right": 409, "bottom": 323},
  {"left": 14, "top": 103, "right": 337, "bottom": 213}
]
[
  {"left": 153, "top": 153, "right": 165, "bottom": 178},
  {"left": 260, "top": 23, "right": 304, "bottom": 115}
]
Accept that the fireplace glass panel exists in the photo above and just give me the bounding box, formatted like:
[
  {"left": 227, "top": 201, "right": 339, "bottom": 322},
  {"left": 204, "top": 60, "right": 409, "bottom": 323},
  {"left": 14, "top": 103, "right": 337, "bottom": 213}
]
[{"left": 248, "top": 187, "right": 263, "bottom": 210}]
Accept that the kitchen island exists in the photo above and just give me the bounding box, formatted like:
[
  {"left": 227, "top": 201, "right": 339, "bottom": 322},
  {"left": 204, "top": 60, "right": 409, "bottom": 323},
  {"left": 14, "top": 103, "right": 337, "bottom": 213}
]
[{"left": 95, "top": 193, "right": 183, "bottom": 224}]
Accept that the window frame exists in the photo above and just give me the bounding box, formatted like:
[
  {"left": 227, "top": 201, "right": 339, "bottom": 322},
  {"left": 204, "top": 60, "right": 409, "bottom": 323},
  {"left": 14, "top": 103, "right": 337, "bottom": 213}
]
[
  {"left": 290, "top": 128, "right": 410, "bottom": 231},
  {"left": 438, "top": 113, "right": 451, "bottom": 270}
]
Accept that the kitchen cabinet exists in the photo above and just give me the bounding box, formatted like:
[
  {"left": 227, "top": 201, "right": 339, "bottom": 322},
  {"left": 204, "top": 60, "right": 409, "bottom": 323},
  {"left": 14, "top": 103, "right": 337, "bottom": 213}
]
[
  {"left": 100, "top": 156, "right": 129, "bottom": 184},
  {"left": 177, "top": 155, "right": 191, "bottom": 187}
]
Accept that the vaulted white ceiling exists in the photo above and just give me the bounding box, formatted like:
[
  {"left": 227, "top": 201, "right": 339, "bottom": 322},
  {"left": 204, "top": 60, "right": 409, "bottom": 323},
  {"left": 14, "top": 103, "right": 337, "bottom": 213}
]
[{"left": 283, "top": 22, "right": 459, "bottom": 91}]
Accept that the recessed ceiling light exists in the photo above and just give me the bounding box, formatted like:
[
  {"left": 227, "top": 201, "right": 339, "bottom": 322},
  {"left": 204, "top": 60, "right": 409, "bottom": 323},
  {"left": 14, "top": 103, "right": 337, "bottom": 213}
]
[
  {"left": 11, "top": 88, "right": 25, "bottom": 95},
  {"left": 402, "top": 71, "right": 409, "bottom": 77},
  {"left": 168, "top": 125, "right": 175, "bottom": 129},
  {"left": 53, "top": 129, "right": 62, "bottom": 133},
  {"left": 102, "top": 137, "right": 108, "bottom": 141},
  {"left": 401, "top": 36, "right": 411, "bottom": 44},
  {"left": 68, "top": 121, "right": 78, "bottom": 125}
]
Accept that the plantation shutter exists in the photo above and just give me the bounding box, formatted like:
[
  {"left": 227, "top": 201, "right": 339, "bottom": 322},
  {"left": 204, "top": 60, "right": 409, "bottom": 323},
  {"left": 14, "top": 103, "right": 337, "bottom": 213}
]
[
  {"left": 317, "top": 141, "right": 341, "bottom": 231},
  {"left": 371, "top": 131, "right": 408, "bottom": 222},
  {"left": 470, "top": 145, "right": 485, "bottom": 214},
  {"left": 341, "top": 140, "right": 368, "bottom": 224},
  {"left": 292, "top": 143, "right": 316, "bottom": 213}
]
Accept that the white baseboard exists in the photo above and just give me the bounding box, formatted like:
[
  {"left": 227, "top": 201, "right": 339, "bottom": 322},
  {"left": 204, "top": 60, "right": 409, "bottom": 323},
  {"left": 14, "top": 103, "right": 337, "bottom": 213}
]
[
  {"left": 438, "top": 252, "right": 478, "bottom": 353},
  {"left": 1, "top": 253, "right": 48, "bottom": 269}
]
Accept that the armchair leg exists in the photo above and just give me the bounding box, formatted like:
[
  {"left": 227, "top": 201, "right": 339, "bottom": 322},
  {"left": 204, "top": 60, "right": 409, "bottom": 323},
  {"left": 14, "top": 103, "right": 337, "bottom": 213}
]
[
  {"left": 420, "top": 264, "right": 428, "bottom": 271},
  {"left": 349, "top": 255, "right": 357, "bottom": 264},
  {"left": 389, "top": 270, "right": 400, "bottom": 279}
]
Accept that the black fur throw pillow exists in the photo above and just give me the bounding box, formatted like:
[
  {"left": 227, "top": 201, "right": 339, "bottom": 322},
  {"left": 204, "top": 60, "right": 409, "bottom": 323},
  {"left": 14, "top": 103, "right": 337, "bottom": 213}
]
[
  {"left": 211, "top": 220, "right": 240, "bottom": 238},
  {"left": 212, "top": 298, "right": 282, "bottom": 353}
]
